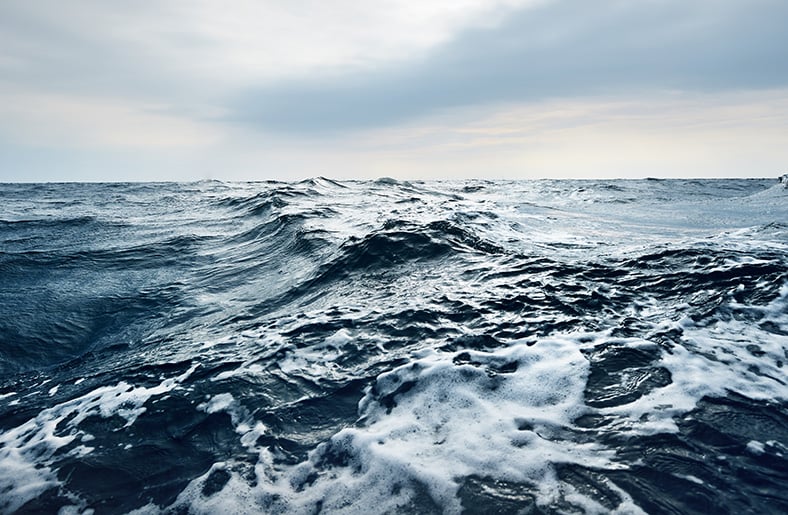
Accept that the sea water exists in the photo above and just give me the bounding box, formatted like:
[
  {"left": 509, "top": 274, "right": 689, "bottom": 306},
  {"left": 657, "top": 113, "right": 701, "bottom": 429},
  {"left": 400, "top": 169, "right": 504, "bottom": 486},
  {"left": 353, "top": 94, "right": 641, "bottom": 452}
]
[{"left": 0, "top": 178, "right": 786, "bottom": 513}]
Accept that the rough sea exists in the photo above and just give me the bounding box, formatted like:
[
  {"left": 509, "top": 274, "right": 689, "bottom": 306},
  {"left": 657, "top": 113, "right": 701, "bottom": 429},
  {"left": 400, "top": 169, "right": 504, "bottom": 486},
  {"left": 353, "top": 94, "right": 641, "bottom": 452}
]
[{"left": 0, "top": 177, "right": 786, "bottom": 514}]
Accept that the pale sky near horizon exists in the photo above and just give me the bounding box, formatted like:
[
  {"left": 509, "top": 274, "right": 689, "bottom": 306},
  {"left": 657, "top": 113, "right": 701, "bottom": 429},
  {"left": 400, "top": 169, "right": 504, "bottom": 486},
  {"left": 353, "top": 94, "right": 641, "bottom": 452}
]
[{"left": 1, "top": 0, "right": 787, "bottom": 182}]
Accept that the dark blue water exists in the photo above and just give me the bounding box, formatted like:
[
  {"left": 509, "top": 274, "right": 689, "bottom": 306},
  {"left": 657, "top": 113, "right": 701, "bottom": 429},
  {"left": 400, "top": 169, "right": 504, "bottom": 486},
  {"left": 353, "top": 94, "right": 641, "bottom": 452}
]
[{"left": 1, "top": 178, "right": 786, "bottom": 514}]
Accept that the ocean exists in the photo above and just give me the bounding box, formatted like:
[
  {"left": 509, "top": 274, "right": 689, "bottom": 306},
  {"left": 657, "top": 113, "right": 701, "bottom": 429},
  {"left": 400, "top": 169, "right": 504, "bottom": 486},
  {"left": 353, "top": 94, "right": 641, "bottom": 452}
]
[{"left": 0, "top": 178, "right": 786, "bottom": 514}]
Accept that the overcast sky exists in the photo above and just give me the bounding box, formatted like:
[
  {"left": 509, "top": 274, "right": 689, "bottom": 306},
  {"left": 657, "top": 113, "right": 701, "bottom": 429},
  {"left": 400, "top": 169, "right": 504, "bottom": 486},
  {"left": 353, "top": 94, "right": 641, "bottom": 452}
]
[{"left": 1, "top": 0, "right": 787, "bottom": 181}]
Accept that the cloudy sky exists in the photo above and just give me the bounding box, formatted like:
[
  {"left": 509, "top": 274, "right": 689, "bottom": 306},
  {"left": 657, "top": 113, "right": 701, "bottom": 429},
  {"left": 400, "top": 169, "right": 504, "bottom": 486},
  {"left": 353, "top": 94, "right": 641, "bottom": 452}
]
[{"left": 1, "top": 0, "right": 787, "bottom": 181}]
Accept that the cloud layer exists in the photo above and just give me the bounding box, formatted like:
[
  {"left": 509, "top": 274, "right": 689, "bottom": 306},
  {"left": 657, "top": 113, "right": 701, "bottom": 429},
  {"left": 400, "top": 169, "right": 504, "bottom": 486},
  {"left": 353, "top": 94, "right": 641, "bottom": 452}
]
[
  {"left": 1, "top": 0, "right": 787, "bottom": 180},
  {"left": 236, "top": 0, "right": 788, "bottom": 133}
]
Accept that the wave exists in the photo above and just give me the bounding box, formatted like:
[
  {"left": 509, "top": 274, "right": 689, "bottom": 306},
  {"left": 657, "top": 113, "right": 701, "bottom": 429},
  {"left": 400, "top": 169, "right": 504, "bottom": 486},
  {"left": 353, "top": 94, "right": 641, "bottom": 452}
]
[{"left": 1, "top": 179, "right": 786, "bottom": 513}]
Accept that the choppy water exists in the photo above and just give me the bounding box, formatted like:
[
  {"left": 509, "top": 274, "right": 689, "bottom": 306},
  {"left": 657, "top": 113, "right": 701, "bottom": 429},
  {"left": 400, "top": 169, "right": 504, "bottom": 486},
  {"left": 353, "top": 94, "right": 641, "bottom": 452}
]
[{"left": 0, "top": 178, "right": 786, "bottom": 514}]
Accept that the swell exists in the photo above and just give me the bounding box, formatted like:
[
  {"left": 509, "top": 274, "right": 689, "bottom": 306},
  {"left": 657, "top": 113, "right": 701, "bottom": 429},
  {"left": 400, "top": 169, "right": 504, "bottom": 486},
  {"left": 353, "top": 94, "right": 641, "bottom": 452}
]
[
  {"left": 234, "top": 218, "right": 505, "bottom": 320},
  {"left": 213, "top": 177, "right": 347, "bottom": 216},
  {"left": 0, "top": 234, "right": 210, "bottom": 271},
  {"left": 2, "top": 213, "right": 783, "bottom": 376},
  {"left": 619, "top": 247, "right": 788, "bottom": 316},
  {"left": 569, "top": 393, "right": 788, "bottom": 514},
  {"left": 0, "top": 216, "right": 100, "bottom": 229},
  {"left": 1, "top": 179, "right": 787, "bottom": 514},
  {"left": 0, "top": 283, "right": 188, "bottom": 376}
]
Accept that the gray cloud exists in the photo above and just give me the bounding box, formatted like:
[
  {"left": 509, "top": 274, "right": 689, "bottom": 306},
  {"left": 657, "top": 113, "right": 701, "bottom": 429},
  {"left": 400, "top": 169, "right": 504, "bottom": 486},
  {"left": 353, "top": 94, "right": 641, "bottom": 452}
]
[
  {"left": 235, "top": 0, "right": 788, "bottom": 133},
  {"left": 0, "top": 1, "right": 214, "bottom": 101}
]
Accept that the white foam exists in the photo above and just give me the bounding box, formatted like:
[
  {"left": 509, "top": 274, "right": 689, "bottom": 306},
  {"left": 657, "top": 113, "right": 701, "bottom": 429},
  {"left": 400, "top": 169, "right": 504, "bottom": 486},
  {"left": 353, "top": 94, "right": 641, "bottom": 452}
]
[
  {"left": 198, "top": 393, "right": 236, "bottom": 414},
  {"left": 277, "top": 329, "right": 355, "bottom": 380},
  {"left": 57, "top": 506, "right": 95, "bottom": 515},
  {"left": 172, "top": 337, "right": 627, "bottom": 513},
  {"left": 197, "top": 393, "right": 266, "bottom": 451},
  {"left": 586, "top": 281, "right": 788, "bottom": 439},
  {"left": 562, "top": 481, "right": 647, "bottom": 515},
  {"left": 677, "top": 473, "right": 704, "bottom": 485},
  {"left": 171, "top": 279, "right": 788, "bottom": 513},
  {"left": 170, "top": 462, "right": 264, "bottom": 515},
  {"left": 0, "top": 365, "right": 197, "bottom": 512},
  {"left": 213, "top": 363, "right": 265, "bottom": 382},
  {"left": 746, "top": 441, "right": 765, "bottom": 455}
]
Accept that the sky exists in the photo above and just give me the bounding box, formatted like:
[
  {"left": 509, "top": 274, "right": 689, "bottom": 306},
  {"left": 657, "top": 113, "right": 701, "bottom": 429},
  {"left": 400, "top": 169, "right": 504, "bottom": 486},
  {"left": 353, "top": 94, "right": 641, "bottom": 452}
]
[{"left": 1, "top": 0, "right": 787, "bottom": 182}]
